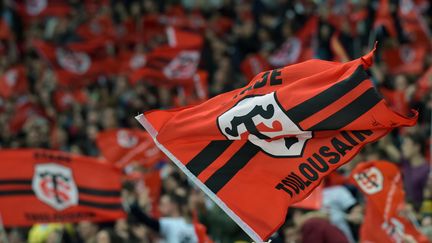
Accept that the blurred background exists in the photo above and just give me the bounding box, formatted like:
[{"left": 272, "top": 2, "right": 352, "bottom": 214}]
[{"left": 0, "top": 0, "right": 431, "bottom": 242}]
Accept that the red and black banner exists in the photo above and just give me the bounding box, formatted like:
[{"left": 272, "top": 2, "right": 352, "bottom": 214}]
[
  {"left": 0, "top": 149, "right": 124, "bottom": 226},
  {"left": 136, "top": 49, "right": 417, "bottom": 241}
]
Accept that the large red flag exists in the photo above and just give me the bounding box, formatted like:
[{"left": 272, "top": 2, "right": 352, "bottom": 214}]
[
  {"left": 350, "top": 160, "right": 429, "bottom": 243},
  {"left": 0, "top": 149, "right": 124, "bottom": 226},
  {"left": 96, "top": 129, "right": 162, "bottom": 168},
  {"left": 135, "top": 49, "right": 417, "bottom": 241}
]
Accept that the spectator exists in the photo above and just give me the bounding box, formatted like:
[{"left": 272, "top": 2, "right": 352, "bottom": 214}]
[
  {"left": 130, "top": 193, "right": 198, "bottom": 243},
  {"left": 77, "top": 221, "right": 98, "bottom": 243}
]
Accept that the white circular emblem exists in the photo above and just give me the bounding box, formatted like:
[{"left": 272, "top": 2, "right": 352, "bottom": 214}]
[
  {"left": 32, "top": 163, "right": 78, "bottom": 211},
  {"left": 56, "top": 48, "right": 91, "bottom": 74},
  {"left": 117, "top": 130, "right": 139, "bottom": 148}
]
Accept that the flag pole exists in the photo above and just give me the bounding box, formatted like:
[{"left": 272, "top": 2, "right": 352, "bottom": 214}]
[{"left": 0, "top": 213, "right": 9, "bottom": 243}]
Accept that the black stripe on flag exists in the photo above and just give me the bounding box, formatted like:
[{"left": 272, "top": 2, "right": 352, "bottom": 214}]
[
  {"left": 286, "top": 65, "right": 369, "bottom": 124},
  {"left": 308, "top": 88, "right": 382, "bottom": 130},
  {"left": 186, "top": 140, "right": 233, "bottom": 177},
  {"left": 79, "top": 200, "right": 123, "bottom": 210},
  {"left": 78, "top": 187, "right": 120, "bottom": 197},
  {"left": 0, "top": 189, "right": 33, "bottom": 196},
  {"left": 205, "top": 141, "right": 260, "bottom": 194},
  {"left": 0, "top": 179, "right": 31, "bottom": 185}
]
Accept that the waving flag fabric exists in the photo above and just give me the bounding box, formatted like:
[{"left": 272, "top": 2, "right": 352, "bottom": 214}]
[
  {"left": 135, "top": 49, "right": 417, "bottom": 241},
  {"left": 350, "top": 161, "right": 429, "bottom": 243},
  {"left": 32, "top": 39, "right": 116, "bottom": 88},
  {"left": 16, "top": 0, "right": 71, "bottom": 19},
  {"left": 0, "top": 66, "right": 28, "bottom": 99},
  {"left": 96, "top": 129, "right": 162, "bottom": 168},
  {"left": 129, "top": 46, "right": 201, "bottom": 86},
  {"left": 0, "top": 149, "right": 124, "bottom": 226}
]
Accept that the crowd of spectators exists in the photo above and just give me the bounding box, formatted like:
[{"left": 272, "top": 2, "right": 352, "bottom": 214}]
[{"left": 0, "top": 0, "right": 431, "bottom": 242}]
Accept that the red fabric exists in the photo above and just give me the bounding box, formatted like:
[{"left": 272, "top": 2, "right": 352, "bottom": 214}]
[
  {"left": 76, "top": 15, "right": 115, "bottom": 40},
  {"left": 191, "top": 210, "right": 213, "bottom": 243},
  {"left": 324, "top": 171, "right": 348, "bottom": 187},
  {"left": 209, "top": 16, "right": 233, "bottom": 37},
  {"left": 414, "top": 66, "right": 432, "bottom": 100},
  {"left": 0, "top": 149, "right": 124, "bottom": 226},
  {"left": 53, "top": 89, "right": 88, "bottom": 112},
  {"left": 398, "top": 1, "right": 431, "bottom": 46},
  {"left": 164, "top": 27, "right": 203, "bottom": 49},
  {"left": 350, "top": 160, "right": 429, "bottom": 243},
  {"left": 83, "top": 0, "right": 110, "bottom": 14},
  {"left": 269, "top": 16, "right": 317, "bottom": 67},
  {"left": 129, "top": 47, "right": 200, "bottom": 87},
  {"left": 291, "top": 184, "right": 323, "bottom": 210},
  {"left": 374, "top": 0, "right": 397, "bottom": 37},
  {"left": 142, "top": 171, "right": 162, "bottom": 217},
  {"left": 16, "top": 0, "right": 71, "bottom": 19},
  {"left": 136, "top": 50, "right": 417, "bottom": 241},
  {"left": 0, "top": 66, "right": 28, "bottom": 99},
  {"left": 0, "top": 20, "right": 12, "bottom": 40},
  {"left": 141, "top": 11, "right": 206, "bottom": 34},
  {"left": 124, "top": 171, "right": 162, "bottom": 218},
  {"left": 240, "top": 54, "right": 271, "bottom": 81},
  {"left": 301, "top": 218, "right": 349, "bottom": 243},
  {"left": 174, "top": 71, "right": 209, "bottom": 107},
  {"left": 117, "top": 51, "right": 147, "bottom": 74},
  {"left": 9, "top": 100, "right": 48, "bottom": 134},
  {"left": 380, "top": 88, "right": 410, "bottom": 116},
  {"left": 382, "top": 45, "right": 427, "bottom": 75},
  {"left": 96, "top": 129, "right": 162, "bottom": 168},
  {"left": 32, "top": 40, "right": 116, "bottom": 88}
]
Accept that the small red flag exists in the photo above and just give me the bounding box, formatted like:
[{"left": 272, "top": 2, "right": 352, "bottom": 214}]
[
  {"left": 0, "top": 66, "right": 28, "bottom": 99},
  {"left": 350, "top": 160, "right": 429, "bottom": 243},
  {"left": 96, "top": 129, "right": 162, "bottom": 168}
]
